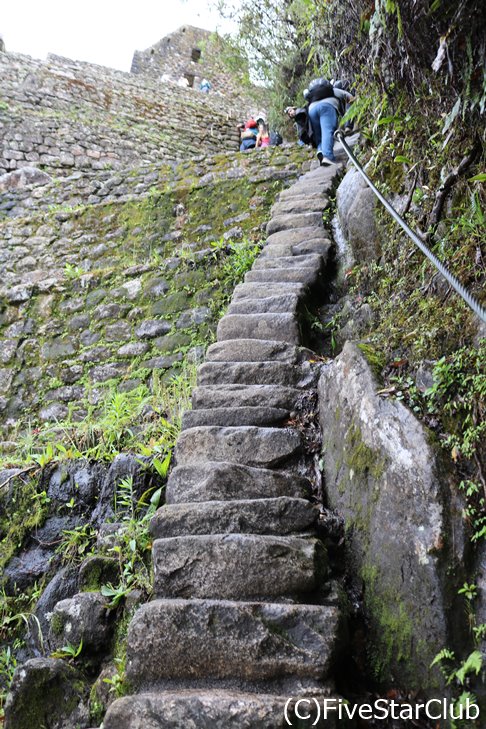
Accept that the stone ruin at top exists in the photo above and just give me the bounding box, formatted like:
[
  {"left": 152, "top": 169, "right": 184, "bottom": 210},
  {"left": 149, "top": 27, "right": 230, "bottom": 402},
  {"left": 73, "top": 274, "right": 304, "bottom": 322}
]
[{"left": 0, "top": 25, "right": 262, "bottom": 183}]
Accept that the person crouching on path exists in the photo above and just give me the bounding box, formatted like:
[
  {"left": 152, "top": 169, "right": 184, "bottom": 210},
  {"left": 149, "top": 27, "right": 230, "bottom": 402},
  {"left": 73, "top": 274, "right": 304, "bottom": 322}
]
[
  {"left": 305, "top": 78, "right": 354, "bottom": 165},
  {"left": 238, "top": 118, "right": 258, "bottom": 151}
]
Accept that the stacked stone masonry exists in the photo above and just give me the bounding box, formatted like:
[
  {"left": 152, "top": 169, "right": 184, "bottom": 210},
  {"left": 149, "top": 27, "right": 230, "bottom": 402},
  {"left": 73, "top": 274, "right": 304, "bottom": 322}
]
[
  {"left": 102, "top": 163, "right": 347, "bottom": 728},
  {"left": 131, "top": 25, "right": 250, "bottom": 98},
  {"left": 0, "top": 43, "right": 262, "bottom": 179},
  {"left": 0, "top": 144, "right": 313, "bottom": 433}
]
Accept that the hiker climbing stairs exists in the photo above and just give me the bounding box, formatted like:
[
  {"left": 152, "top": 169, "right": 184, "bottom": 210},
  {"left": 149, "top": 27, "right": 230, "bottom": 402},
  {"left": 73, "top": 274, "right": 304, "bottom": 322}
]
[{"left": 103, "top": 162, "right": 345, "bottom": 728}]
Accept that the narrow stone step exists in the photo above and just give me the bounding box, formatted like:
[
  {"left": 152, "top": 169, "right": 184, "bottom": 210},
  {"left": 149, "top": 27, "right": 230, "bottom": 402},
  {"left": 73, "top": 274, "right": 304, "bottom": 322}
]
[
  {"left": 150, "top": 497, "right": 318, "bottom": 537},
  {"left": 175, "top": 426, "right": 302, "bottom": 468},
  {"left": 227, "top": 293, "right": 301, "bottom": 315},
  {"left": 293, "top": 239, "right": 332, "bottom": 258},
  {"left": 267, "top": 212, "right": 323, "bottom": 235},
  {"left": 197, "top": 361, "right": 316, "bottom": 388},
  {"left": 272, "top": 194, "right": 328, "bottom": 215},
  {"left": 245, "top": 268, "right": 320, "bottom": 286},
  {"left": 217, "top": 313, "right": 300, "bottom": 343},
  {"left": 191, "top": 384, "right": 305, "bottom": 410},
  {"left": 261, "top": 239, "right": 332, "bottom": 258},
  {"left": 267, "top": 226, "right": 327, "bottom": 247},
  {"left": 206, "top": 339, "right": 312, "bottom": 364},
  {"left": 181, "top": 406, "right": 288, "bottom": 429},
  {"left": 152, "top": 534, "right": 324, "bottom": 600},
  {"left": 103, "top": 690, "right": 344, "bottom": 729},
  {"left": 165, "top": 462, "right": 312, "bottom": 504},
  {"left": 278, "top": 184, "right": 330, "bottom": 202},
  {"left": 253, "top": 253, "right": 323, "bottom": 270},
  {"left": 232, "top": 281, "right": 306, "bottom": 300},
  {"left": 125, "top": 599, "right": 339, "bottom": 688}
]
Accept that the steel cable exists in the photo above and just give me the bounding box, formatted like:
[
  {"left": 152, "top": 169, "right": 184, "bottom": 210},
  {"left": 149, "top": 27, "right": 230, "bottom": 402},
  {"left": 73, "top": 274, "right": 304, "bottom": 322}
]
[{"left": 334, "top": 130, "right": 486, "bottom": 324}]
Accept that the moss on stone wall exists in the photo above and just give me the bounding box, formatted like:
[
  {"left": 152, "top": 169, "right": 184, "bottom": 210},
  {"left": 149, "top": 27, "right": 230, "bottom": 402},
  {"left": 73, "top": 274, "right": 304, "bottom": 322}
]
[{"left": 0, "top": 145, "right": 313, "bottom": 459}]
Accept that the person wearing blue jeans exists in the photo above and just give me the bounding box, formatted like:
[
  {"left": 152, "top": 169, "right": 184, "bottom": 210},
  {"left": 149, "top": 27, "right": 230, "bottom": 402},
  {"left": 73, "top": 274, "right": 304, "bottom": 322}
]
[{"left": 308, "top": 100, "right": 338, "bottom": 165}]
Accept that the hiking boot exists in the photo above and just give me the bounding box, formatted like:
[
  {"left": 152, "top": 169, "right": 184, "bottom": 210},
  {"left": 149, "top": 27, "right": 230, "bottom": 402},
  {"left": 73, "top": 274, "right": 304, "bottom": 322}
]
[
  {"left": 320, "top": 156, "right": 336, "bottom": 166},
  {"left": 316, "top": 151, "right": 323, "bottom": 165}
]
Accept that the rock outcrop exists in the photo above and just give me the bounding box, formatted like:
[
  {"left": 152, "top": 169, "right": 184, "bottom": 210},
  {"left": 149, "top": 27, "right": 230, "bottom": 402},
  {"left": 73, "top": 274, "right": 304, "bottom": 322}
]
[{"left": 318, "top": 341, "right": 467, "bottom": 690}]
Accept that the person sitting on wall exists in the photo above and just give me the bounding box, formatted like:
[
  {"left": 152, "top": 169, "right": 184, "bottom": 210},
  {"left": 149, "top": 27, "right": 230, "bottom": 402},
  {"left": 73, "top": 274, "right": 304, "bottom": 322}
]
[
  {"left": 199, "top": 78, "right": 211, "bottom": 93},
  {"left": 238, "top": 118, "right": 258, "bottom": 152}
]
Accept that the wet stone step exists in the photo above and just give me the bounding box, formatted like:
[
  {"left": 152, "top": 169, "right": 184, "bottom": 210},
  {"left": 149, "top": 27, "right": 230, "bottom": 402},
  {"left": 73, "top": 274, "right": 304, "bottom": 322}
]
[
  {"left": 266, "top": 212, "right": 324, "bottom": 235},
  {"left": 125, "top": 599, "right": 339, "bottom": 687},
  {"left": 165, "top": 462, "right": 312, "bottom": 504},
  {"left": 150, "top": 496, "right": 318, "bottom": 538},
  {"left": 227, "top": 293, "right": 301, "bottom": 315},
  {"left": 217, "top": 313, "right": 300, "bottom": 344},
  {"left": 181, "top": 406, "right": 288, "bottom": 429},
  {"left": 191, "top": 384, "right": 306, "bottom": 410},
  {"left": 152, "top": 534, "right": 324, "bottom": 600},
  {"left": 245, "top": 268, "right": 321, "bottom": 286},
  {"left": 253, "top": 253, "right": 324, "bottom": 270},
  {"left": 206, "top": 339, "right": 313, "bottom": 365},
  {"left": 103, "top": 690, "right": 345, "bottom": 729},
  {"left": 174, "top": 426, "right": 302, "bottom": 468},
  {"left": 196, "top": 361, "right": 317, "bottom": 388}
]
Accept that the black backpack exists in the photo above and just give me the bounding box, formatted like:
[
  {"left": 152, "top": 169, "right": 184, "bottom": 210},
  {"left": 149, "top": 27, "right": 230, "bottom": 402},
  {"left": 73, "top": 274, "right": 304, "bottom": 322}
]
[
  {"left": 307, "top": 78, "right": 334, "bottom": 104},
  {"left": 269, "top": 130, "right": 283, "bottom": 146}
]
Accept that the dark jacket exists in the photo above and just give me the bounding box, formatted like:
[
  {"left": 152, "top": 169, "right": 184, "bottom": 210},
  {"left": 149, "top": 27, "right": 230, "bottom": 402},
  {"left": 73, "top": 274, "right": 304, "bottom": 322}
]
[{"left": 294, "top": 107, "right": 315, "bottom": 147}]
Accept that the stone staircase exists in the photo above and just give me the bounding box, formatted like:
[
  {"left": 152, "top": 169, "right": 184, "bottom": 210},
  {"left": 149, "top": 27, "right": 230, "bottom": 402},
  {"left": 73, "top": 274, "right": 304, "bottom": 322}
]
[{"left": 103, "top": 162, "right": 346, "bottom": 728}]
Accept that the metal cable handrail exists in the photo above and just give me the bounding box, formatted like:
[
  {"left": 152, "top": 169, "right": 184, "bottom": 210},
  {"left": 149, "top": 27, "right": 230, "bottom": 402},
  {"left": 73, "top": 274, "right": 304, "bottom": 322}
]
[{"left": 334, "top": 129, "right": 486, "bottom": 324}]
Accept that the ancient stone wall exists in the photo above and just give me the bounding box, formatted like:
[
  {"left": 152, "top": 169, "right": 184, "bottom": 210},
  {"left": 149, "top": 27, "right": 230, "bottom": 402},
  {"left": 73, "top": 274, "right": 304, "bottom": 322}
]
[
  {"left": 130, "top": 25, "right": 249, "bottom": 98},
  {"left": 0, "top": 50, "right": 258, "bottom": 178},
  {"left": 0, "top": 145, "right": 313, "bottom": 437}
]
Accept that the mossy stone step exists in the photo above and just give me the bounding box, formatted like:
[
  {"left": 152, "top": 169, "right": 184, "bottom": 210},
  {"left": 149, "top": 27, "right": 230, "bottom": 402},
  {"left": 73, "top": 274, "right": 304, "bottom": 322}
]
[
  {"left": 150, "top": 497, "right": 318, "bottom": 538},
  {"left": 217, "top": 313, "right": 300, "bottom": 344},
  {"left": 181, "top": 406, "right": 288, "bottom": 429},
  {"left": 174, "top": 426, "right": 302, "bottom": 468},
  {"left": 165, "top": 462, "right": 312, "bottom": 504},
  {"left": 152, "top": 534, "right": 324, "bottom": 600},
  {"left": 191, "top": 384, "right": 305, "bottom": 410},
  {"left": 125, "top": 599, "right": 339, "bottom": 688}
]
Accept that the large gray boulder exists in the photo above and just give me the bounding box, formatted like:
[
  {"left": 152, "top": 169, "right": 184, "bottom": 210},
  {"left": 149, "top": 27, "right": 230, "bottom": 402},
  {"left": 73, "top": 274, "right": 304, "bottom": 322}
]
[
  {"left": 336, "top": 166, "right": 379, "bottom": 262},
  {"left": 318, "top": 341, "right": 466, "bottom": 691}
]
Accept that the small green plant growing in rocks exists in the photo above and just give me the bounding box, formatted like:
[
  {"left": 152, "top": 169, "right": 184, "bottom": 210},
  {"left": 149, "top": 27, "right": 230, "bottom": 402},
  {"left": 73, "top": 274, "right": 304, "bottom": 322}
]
[
  {"left": 55, "top": 524, "right": 97, "bottom": 564},
  {"left": 100, "top": 475, "right": 162, "bottom": 605},
  {"left": 64, "top": 262, "right": 86, "bottom": 280},
  {"left": 431, "top": 582, "right": 485, "bottom": 726},
  {"left": 51, "top": 638, "right": 83, "bottom": 660}
]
